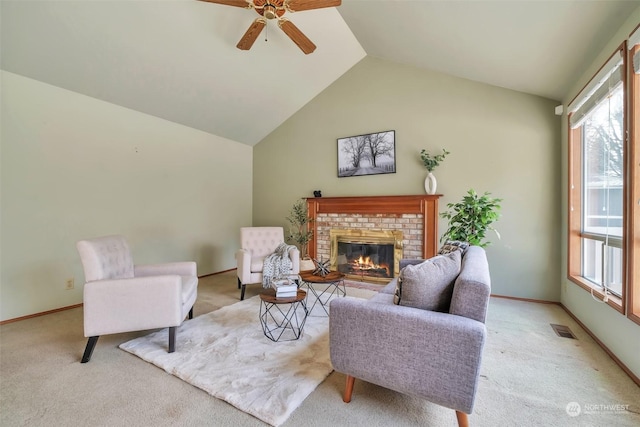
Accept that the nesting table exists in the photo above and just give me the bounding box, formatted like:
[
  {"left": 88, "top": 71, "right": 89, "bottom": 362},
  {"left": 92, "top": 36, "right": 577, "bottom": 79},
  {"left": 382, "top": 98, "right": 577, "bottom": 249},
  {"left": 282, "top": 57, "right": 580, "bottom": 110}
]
[
  {"left": 259, "top": 288, "right": 308, "bottom": 342},
  {"left": 299, "top": 271, "right": 346, "bottom": 316}
]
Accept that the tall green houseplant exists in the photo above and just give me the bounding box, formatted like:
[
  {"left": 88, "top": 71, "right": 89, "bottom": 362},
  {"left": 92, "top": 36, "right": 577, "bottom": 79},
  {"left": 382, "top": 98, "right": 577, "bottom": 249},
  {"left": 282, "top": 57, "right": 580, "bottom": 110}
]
[
  {"left": 286, "top": 199, "right": 314, "bottom": 259},
  {"left": 440, "top": 189, "right": 502, "bottom": 247}
]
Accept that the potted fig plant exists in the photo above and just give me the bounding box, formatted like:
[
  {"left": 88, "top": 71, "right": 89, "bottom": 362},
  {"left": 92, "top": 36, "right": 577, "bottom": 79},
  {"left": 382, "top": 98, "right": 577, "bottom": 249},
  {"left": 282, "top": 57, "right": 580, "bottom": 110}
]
[
  {"left": 286, "top": 199, "right": 314, "bottom": 269},
  {"left": 420, "top": 148, "right": 450, "bottom": 194},
  {"left": 440, "top": 189, "right": 502, "bottom": 247}
]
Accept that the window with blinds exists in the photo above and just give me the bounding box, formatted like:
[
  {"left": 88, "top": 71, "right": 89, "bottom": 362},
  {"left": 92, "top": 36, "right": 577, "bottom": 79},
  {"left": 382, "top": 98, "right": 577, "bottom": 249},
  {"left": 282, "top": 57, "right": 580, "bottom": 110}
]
[
  {"left": 567, "top": 44, "right": 626, "bottom": 309},
  {"left": 568, "top": 26, "right": 640, "bottom": 324}
]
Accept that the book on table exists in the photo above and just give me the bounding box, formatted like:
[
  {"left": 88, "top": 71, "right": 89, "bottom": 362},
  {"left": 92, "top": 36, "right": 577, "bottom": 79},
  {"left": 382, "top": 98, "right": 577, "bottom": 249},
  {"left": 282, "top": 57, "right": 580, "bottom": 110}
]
[
  {"left": 271, "top": 278, "right": 298, "bottom": 297},
  {"left": 275, "top": 290, "right": 298, "bottom": 298}
]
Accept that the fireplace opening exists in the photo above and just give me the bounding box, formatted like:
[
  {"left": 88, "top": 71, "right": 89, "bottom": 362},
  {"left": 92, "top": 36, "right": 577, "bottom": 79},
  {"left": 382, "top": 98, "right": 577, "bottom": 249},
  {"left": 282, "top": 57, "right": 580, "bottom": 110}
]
[
  {"left": 336, "top": 242, "right": 394, "bottom": 279},
  {"left": 329, "top": 229, "right": 403, "bottom": 283}
]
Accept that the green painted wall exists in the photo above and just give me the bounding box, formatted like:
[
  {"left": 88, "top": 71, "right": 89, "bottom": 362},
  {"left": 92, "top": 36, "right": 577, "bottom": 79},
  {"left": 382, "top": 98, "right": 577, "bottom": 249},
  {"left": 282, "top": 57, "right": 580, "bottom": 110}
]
[
  {"left": 1, "top": 71, "right": 253, "bottom": 321},
  {"left": 254, "top": 56, "right": 561, "bottom": 301}
]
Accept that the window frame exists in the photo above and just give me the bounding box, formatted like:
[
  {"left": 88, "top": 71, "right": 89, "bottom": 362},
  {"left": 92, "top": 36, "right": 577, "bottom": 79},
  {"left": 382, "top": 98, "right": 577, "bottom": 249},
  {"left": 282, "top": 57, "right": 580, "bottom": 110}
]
[
  {"left": 567, "top": 43, "right": 627, "bottom": 315},
  {"left": 628, "top": 37, "right": 640, "bottom": 325}
]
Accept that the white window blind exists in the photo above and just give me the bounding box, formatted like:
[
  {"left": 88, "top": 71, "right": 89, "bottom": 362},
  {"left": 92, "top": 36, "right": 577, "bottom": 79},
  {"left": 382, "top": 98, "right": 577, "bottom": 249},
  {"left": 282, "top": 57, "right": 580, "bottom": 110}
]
[{"left": 568, "top": 50, "right": 623, "bottom": 129}]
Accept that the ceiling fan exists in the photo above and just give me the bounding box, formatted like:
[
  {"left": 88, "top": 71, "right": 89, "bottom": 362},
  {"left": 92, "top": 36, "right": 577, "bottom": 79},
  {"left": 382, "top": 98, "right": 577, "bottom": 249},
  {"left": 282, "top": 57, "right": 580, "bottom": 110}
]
[{"left": 199, "top": 0, "right": 341, "bottom": 54}]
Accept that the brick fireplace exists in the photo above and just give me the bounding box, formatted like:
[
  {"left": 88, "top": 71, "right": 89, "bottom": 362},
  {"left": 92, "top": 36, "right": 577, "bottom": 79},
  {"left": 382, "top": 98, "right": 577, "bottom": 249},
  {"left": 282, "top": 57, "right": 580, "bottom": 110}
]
[{"left": 306, "top": 195, "right": 441, "bottom": 280}]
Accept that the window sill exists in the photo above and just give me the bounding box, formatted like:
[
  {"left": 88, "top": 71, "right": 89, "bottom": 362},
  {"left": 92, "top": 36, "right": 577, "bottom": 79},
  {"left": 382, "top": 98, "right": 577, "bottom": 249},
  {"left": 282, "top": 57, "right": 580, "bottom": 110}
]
[{"left": 568, "top": 275, "right": 624, "bottom": 314}]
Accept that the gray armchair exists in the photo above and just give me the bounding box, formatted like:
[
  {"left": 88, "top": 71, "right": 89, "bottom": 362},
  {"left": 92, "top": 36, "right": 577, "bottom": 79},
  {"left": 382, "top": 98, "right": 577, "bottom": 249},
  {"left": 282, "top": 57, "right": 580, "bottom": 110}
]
[{"left": 329, "top": 246, "right": 491, "bottom": 427}]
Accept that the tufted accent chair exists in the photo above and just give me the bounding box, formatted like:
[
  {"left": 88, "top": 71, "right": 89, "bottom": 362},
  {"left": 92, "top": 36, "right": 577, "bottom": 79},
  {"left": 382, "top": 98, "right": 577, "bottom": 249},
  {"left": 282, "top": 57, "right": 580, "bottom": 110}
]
[
  {"left": 236, "top": 227, "right": 299, "bottom": 300},
  {"left": 77, "top": 235, "right": 198, "bottom": 363}
]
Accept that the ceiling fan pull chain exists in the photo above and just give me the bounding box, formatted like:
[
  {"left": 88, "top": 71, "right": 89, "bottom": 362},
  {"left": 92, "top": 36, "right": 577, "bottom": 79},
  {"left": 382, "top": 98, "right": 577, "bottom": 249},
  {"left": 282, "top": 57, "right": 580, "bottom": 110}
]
[{"left": 265, "top": 21, "right": 268, "bottom": 42}]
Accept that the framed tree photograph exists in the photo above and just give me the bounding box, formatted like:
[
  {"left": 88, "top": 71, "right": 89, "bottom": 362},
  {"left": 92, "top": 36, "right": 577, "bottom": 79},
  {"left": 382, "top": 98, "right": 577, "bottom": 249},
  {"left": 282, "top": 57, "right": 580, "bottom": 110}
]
[{"left": 337, "top": 130, "right": 396, "bottom": 178}]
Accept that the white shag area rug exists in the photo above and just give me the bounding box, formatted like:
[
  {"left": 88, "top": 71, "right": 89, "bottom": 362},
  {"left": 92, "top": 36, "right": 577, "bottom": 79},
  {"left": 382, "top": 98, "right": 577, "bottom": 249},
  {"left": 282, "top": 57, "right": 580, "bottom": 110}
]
[{"left": 119, "top": 295, "right": 336, "bottom": 426}]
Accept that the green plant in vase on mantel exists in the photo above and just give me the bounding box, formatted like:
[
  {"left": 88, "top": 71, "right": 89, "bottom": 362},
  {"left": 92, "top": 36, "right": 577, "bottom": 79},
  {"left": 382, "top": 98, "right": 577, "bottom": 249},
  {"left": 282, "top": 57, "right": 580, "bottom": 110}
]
[
  {"left": 440, "top": 189, "right": 502, "bottom": 247},
  {"left": 420, "top": 148, "right": 449, "bottom": 195}
]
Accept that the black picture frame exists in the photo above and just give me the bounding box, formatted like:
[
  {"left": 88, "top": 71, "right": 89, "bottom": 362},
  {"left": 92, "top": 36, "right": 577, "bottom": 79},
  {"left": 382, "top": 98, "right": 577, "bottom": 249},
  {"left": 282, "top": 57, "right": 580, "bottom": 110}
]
[{"left": 337, "top": 130, "right": 396, "bottom": 178}]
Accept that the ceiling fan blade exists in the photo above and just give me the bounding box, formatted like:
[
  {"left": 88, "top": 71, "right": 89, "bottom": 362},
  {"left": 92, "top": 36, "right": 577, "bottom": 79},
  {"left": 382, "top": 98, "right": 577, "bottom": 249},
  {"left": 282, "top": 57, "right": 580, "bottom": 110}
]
[
  {"left": 237, "top": 18, "right": 266, "bottom": 50},
  {"left": 285, "top": 0, "right": 341, "bottom": 12},
  {"left": 198, "top": 0, "right": 252, "bottom": 8},
  {"left": 278, "top": 19, "right": 316, "bottom": 54}
]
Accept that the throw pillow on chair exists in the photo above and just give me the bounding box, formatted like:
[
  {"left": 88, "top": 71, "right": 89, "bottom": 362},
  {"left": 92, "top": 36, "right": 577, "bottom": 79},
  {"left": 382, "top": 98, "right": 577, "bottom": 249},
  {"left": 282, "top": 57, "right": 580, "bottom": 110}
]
[{"left": 393, "top": 250, "right": 461, "bottom": 311}]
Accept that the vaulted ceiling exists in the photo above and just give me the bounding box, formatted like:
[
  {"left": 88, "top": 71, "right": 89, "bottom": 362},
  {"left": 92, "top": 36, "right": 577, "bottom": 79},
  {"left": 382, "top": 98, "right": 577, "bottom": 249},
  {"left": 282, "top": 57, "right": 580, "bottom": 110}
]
[{"left": 2, "top": 0, "right": 637, "bottom": 146}]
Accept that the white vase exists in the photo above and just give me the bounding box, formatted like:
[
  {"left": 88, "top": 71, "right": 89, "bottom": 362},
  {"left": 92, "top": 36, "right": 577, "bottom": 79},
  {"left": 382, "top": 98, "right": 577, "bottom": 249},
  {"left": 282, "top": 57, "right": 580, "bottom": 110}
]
[
  {"left": 424, "top": 172, "right": 437, "bottom": 195},
  {"left": 300, "top": 258, "right": 315, "bottom": 271}
]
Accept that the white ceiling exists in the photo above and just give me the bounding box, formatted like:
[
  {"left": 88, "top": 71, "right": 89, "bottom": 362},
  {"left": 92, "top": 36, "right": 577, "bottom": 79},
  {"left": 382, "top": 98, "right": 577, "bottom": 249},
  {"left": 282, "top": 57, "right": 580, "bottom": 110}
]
[{"left": 2, "top": 0, "right": 638, "bottom": 146}]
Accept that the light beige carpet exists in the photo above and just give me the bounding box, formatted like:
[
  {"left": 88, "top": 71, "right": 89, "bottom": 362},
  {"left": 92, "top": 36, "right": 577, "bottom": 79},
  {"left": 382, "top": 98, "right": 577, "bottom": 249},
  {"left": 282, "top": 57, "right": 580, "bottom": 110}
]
[
  {"left": 1, "top": 271, "right": 639, "bottom": 427},
  {"left": 120, "top": 293, "right": 355, "bottom": 426}
]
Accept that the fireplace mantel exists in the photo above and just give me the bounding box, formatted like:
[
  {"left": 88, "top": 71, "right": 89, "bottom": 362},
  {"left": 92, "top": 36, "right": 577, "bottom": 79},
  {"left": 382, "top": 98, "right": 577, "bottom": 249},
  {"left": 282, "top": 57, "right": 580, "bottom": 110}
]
[{"left": 306, "top": 195, "right": 441, "bottom": 261}]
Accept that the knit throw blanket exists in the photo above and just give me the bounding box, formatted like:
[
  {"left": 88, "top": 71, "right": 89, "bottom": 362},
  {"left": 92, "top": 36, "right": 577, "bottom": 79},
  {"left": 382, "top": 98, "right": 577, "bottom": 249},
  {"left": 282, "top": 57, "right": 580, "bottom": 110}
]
[{"left": 262, "top": 243, "right": 297, "bottom": 287}]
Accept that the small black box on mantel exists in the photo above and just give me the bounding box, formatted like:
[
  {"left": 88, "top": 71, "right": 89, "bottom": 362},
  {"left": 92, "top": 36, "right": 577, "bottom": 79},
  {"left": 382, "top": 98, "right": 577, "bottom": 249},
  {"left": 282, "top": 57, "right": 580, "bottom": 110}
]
[{"left": 313, "top": 190, "right": 322, "bottom": 197}]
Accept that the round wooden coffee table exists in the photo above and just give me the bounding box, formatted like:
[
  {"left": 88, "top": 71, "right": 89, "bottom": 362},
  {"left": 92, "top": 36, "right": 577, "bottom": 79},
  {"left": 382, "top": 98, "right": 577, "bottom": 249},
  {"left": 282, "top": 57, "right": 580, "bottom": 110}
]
[
  {"left": 299, "top": 271, "right": 346, "bottom": 316},
  {"left": 259, "top": 288, "right": 308, "bottom": 342}
]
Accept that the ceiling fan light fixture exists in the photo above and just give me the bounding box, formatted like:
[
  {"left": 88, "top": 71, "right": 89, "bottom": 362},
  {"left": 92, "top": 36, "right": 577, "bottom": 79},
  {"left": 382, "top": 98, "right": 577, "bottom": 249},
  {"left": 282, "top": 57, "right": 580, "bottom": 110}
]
[
  {"left": 200, "top": 0, "right": 341, "bottom": 53},
  {"left": 263, "top": 4, "right": 277, "bottom": 19}
]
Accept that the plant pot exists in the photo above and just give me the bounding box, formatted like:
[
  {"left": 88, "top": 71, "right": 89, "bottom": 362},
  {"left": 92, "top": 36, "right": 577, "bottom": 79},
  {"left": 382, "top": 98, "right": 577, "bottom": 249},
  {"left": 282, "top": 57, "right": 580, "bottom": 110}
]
[
  {"left": 424, "top": 172, "right": 437, "bottom": 195},
  {"left": 300, "top": 258, "right": 316, "bottom": 272}
]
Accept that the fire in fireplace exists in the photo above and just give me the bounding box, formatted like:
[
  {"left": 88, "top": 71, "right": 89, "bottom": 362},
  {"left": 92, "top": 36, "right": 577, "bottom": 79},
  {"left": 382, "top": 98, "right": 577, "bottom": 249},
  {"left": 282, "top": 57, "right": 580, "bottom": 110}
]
[
  {"left": 329, "top": 229, "right": 403, "bottom": 283},
  {"left": 338, "top": 243, "right": 393, "bottom": 278}
]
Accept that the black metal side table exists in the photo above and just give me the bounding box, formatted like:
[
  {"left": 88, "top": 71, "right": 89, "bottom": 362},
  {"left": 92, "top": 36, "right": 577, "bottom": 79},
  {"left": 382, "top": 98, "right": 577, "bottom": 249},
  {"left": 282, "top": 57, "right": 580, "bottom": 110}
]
[
  {"left": 299, "top": 271, "right": 346, "bottom": 316},
  {"left": 259, "top": 288, "right": 308, "bottom": 342}
]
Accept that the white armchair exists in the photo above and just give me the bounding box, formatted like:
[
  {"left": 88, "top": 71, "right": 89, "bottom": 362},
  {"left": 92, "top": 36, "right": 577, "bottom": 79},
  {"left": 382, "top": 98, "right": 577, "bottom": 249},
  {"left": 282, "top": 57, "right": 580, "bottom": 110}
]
[
  {"left": 236, "top": 227, "right": 300, "bottom": 300},
  {"left": 77, "top": 235, "right": 198, "bottom": 363}
]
